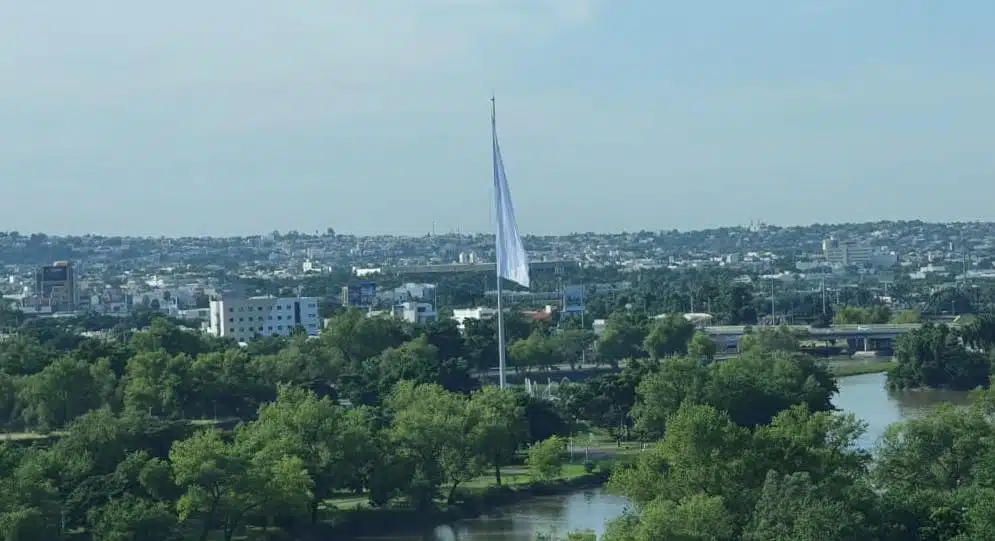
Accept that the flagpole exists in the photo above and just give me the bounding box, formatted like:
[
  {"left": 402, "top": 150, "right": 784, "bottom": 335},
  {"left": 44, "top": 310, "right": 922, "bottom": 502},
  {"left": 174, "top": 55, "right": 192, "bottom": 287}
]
[{"left": 492, "top": 95, "right": 508, "bottom": 389}]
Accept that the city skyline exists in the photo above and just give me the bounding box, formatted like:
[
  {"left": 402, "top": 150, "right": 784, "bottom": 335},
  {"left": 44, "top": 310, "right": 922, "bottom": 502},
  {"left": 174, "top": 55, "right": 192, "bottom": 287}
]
[{"left": 2, "top": 1, "right": 994, "bottom": 237}]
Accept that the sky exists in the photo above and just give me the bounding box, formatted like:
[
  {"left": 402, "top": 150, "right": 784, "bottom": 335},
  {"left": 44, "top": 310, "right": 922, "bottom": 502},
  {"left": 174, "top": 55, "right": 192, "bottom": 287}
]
[{"left": 1, "top": 1, "right": 994, "bottom": 237}]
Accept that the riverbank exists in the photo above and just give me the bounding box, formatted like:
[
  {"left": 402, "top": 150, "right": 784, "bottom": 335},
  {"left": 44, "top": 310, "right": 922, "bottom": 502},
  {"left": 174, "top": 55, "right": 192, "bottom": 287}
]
[
  {"left": 321, "top": 466, "right": 613, "bottom": 539},
  {"left": 830, "top": 358, "right": 896, "bottom": 378}
]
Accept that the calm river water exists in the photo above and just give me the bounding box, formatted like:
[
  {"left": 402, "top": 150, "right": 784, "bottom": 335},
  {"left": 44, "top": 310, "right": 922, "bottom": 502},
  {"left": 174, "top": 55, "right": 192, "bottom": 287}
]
[{"left": 366, "top": 372, "right": 970, "bottom": 540}]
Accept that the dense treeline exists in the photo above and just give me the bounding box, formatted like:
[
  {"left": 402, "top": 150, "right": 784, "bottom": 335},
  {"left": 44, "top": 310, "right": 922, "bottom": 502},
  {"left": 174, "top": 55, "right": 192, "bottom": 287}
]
[
  {"left": 4, "top": 299, "right": 995, "bottom": 539},
  {"left": 887, "top": 317, "right": 995, "bottom": 391},
  {"left": 543, "top": 330, "right": 995, "bottom": 540},
  {"left": 0, "top": 309, "right": 584, "bottom": 540},
  {"left": 579, "top": 378, "right": 995, "bottom": 541}
]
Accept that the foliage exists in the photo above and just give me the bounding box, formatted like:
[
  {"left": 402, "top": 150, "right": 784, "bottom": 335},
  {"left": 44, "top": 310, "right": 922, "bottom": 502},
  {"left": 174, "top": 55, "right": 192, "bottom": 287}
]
[
  {"left": 643, "top": 314, "right": 696, "bottom": 359},
  {"left": 888, "top": 323, "right": 991, "bottom": 390},
  {"left": 3, "top": 298, "right": 995, "bottom": 540},
  {"left": 526, "top": 436, "right": 567, "bottom": 481}
]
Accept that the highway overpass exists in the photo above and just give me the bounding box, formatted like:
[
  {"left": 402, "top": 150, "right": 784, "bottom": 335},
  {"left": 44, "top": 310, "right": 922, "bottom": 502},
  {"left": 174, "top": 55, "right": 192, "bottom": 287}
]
[{"left": 704, "top": 324, "right": 922, "bottom": 352}]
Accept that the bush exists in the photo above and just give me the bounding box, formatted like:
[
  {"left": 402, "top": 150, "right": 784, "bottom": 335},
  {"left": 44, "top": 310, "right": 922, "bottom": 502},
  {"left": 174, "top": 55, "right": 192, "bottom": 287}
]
[{"left": 526, "top": 435, "right": 567, "bottom": 481}]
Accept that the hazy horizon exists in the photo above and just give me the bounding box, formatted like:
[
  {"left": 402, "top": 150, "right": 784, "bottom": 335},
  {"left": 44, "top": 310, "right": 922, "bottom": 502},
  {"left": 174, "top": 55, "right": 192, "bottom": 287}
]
[
  {"left": 4, "top": 216, "right": 990, "bottom": 240},
  {"left": 2, "top": 1, "right": 994, "bottom": 237}
]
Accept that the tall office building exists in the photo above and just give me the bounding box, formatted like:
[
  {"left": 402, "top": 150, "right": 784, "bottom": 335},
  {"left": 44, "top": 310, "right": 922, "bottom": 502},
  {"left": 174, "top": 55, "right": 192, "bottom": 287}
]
[{"left": 36, "top": 261, "right": 78, "bottom": 312}]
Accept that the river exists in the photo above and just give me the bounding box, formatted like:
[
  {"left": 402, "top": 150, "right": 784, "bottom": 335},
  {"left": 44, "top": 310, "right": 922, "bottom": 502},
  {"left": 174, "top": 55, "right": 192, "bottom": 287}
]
[{"left": 365, "top": 372, "right": 970, "bottom": 540}]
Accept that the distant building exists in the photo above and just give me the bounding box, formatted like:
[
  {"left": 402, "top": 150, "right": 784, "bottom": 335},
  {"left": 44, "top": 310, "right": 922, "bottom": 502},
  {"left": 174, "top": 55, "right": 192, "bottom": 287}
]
[
  {"left": 178, "top": 308, "right": 210, "bottom": 322},
  {"left": 209, "top": 295, "right": 321, "bottom": 341},
  {"left": 451, "top": 307, "right": 497, "bottom": 331},
  {"left": 822, "top": 238, "right": 896, "bottom": 268},
  {"left": 36, "top": 261, "right": 78, "bottom": 312},
  {"left": 394, "top": 301, "right": 437, "bottom": 324},
  {"left": 592, "top": 319, "right": 608, "bottom": 337},
  {"left": 383, "top": 283, "right": 437, "bottom": 304}
]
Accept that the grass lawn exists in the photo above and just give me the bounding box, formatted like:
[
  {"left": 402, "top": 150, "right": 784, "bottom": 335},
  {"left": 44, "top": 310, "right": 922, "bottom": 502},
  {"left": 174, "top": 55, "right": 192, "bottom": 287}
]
[
  {"left": 830, "top": 359, "right": 896, "bottom": 378},
  {"left": 324, "top": 461, "right": 600, "bottom": 512}
]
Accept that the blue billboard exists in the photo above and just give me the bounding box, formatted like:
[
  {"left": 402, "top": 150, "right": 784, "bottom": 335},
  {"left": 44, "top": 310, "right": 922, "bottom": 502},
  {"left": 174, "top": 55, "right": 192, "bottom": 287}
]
[
  {"left": 563, "top": 285, "right": 585, "bottom": 314},
  {"left": 344, "top": 281, "right": 377, "bottom": 308}
]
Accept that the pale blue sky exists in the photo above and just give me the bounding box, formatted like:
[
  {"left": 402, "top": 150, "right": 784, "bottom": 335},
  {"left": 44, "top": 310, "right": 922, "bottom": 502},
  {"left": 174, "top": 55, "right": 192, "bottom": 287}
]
[{"left": 1, "top": 1, "right": 994, "bottom": 236}]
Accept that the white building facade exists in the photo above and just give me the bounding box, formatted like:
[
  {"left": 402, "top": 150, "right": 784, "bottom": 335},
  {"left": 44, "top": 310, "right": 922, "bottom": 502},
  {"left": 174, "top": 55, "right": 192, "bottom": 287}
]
[
  {"left": 823, "top": 238, "right": 896, "bottom": 268},
  {"left": 209, "top": 296, "right": 321, "bottom": 341},
  {"left": 394, "top": 301, "right": 437, "bottom": 324},
  {"left": 451, "top": 307, "right": 497, "bottom": 331}
]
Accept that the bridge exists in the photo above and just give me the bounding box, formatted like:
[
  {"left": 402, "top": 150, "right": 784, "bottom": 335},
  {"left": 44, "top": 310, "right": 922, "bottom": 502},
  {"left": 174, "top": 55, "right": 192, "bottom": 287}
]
[{"left": 703, "top": 324, "right": 923, "bottom": 352}]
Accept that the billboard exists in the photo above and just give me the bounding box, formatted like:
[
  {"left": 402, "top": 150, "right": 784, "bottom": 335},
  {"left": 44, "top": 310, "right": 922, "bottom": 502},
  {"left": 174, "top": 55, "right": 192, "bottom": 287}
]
[
  {"left": 563, "top": 285, "right": 585, "bottom": 314},
  {"left": 343, "top": 281, "right": 378, "bottom": 308}
]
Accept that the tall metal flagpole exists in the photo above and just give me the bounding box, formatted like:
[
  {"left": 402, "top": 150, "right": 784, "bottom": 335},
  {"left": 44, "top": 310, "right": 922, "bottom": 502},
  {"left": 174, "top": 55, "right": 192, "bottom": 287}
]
[{"left": 492, "top": 95, "right": 508, "bottom": 389}]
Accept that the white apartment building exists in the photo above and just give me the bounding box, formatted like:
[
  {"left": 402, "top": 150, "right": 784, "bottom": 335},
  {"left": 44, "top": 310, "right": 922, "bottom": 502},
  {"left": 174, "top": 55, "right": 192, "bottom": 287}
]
[
  {"left": 209, "top": 296, "right": 321, "bottom": 341},
  {"left": 393, "top": 301, "right": 437, "bottom": 324},
  {"left": 822, "top": 238, "right": 897, "bottom": 268},
  {"left": 451, "top": 307, "right": 497, "bottom": 331}
]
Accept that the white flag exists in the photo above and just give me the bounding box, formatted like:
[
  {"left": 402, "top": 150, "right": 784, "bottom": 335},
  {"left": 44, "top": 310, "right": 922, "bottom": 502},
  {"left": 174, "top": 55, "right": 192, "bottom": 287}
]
[{"left": 492, "top": 107, "right": 530, "bottom": 289}]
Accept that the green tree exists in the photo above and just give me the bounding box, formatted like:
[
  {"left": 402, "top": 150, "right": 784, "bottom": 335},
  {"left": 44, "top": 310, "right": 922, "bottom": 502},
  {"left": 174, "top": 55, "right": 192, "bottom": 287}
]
[
  {"left": 509, "top": 332, "right": 559, "bottom": 373},
  {"left": 387, "top": 382, "right": 482, "bottom": 506},
  {"left": 643, "top": 314, "right": 696, "bottom": 359},
  {"left": 170, "top": 429, "right": 312, "bottom": 541},
  {"left": 550, "top": 329, "right": 597, "bottom": 369},
  {"left": 744, "top": 471, "right": 866, "bottom": 541},
  {"left": 121, "top": 352, "right": 188, "bottom": 419},
  {"left": 604, "top": 494, "right": 736, "bottom": 541},
  {"left": 526, "top": 435, "right": 566, "bottom": 481},
  {"left": 890, "top": 310, "right": 922, "bottom": 324},
  {"left": 375, "top": 336, "right": 478, "bottom": 396},
  {"left": 320, "top": 309, "right": 410, "bottom": 366},
  {"left": 738, "top": 325, "right": 801, "bottom": 353},
  {"left": 888, "top": 323, "right": 989, "bottom": 390},
  {"left": 469, "top": 386, "right": 526, "bottom": 485},
  {"left": 16, "top": 355, "right": 110, "bottom": 431},
  {"left": 87, "top": 495, "right": 179, "bottom": 541},
  {"left": 240, "top": 385, "right": 376, "bottom": 524},
  {"left": 688, "top": 331, "right": 718, "bottom": 362},
  {"left": 874, "top": 404, "right": 995, "bottom": 493},
  {"left": 596, "top": 313, "right": 647, "bottom": 364}
]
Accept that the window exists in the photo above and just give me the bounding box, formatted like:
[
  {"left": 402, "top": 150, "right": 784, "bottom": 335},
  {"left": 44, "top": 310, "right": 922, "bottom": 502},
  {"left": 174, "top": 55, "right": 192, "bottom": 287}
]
[
  {"left": 238, "top": 317, "right": 244, "bottom": 322},
  {"left": 239, "top": 327, "right": 244, "bottom": 332},
  {"left": 229, "top": 318, "right": 234, "bottom": 322},
  {"left": 228, "top": 307, "right": 234, "bottom": 313},
  {"left": 268, "top": 315, "right": 273, "bottom": 320},
  {"left": 268, "top": 326, "right": 273, "bottom": 331},
  {"left": 258, "top": 307, "right": 263, "bottom": 311},
  {"left": 276, "top": 306, "right": 282, "bottom": 310},
  {"left": 277, "top": 315, "right": 282, "bottom": 320},
  {"left": 277, "top": 325, "right": 283, "bottom": 330}
]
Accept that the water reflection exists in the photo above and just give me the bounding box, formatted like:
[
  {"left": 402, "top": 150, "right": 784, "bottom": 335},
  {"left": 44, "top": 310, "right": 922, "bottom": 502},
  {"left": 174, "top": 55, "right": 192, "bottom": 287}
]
[
  {"left": 367, "top": 372, "right": 970, "bottom": 540},
  {"left": 356, "top": 489, "right": 629, "bottom": 541},
  {"left": 834, "top": 372, "right": 972, "bottom": 450}
]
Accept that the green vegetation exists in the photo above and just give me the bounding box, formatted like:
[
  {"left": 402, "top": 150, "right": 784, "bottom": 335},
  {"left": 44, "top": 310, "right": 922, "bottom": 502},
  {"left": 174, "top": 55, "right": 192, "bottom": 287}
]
[
  {"left": 0, "top": 310, "right": 615, "bottom": 540},
  {"left": 888, "top": 318, "right": 995, "bottom": 390},
  {"left": 541, "top": 367, "right": 995, "bottom": 540},
  {"left": 3, "top": 296, "right": 995, "bottom": 540},
  {"left": 831, "top": 359, "right": 896, "bottom": 378}
]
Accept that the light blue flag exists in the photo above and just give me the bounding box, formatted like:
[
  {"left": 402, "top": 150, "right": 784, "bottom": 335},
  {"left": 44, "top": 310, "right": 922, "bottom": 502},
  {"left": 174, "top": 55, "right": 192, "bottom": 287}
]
[{"left": 491, "top": 102, "right": 530, "bottom": 289}]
